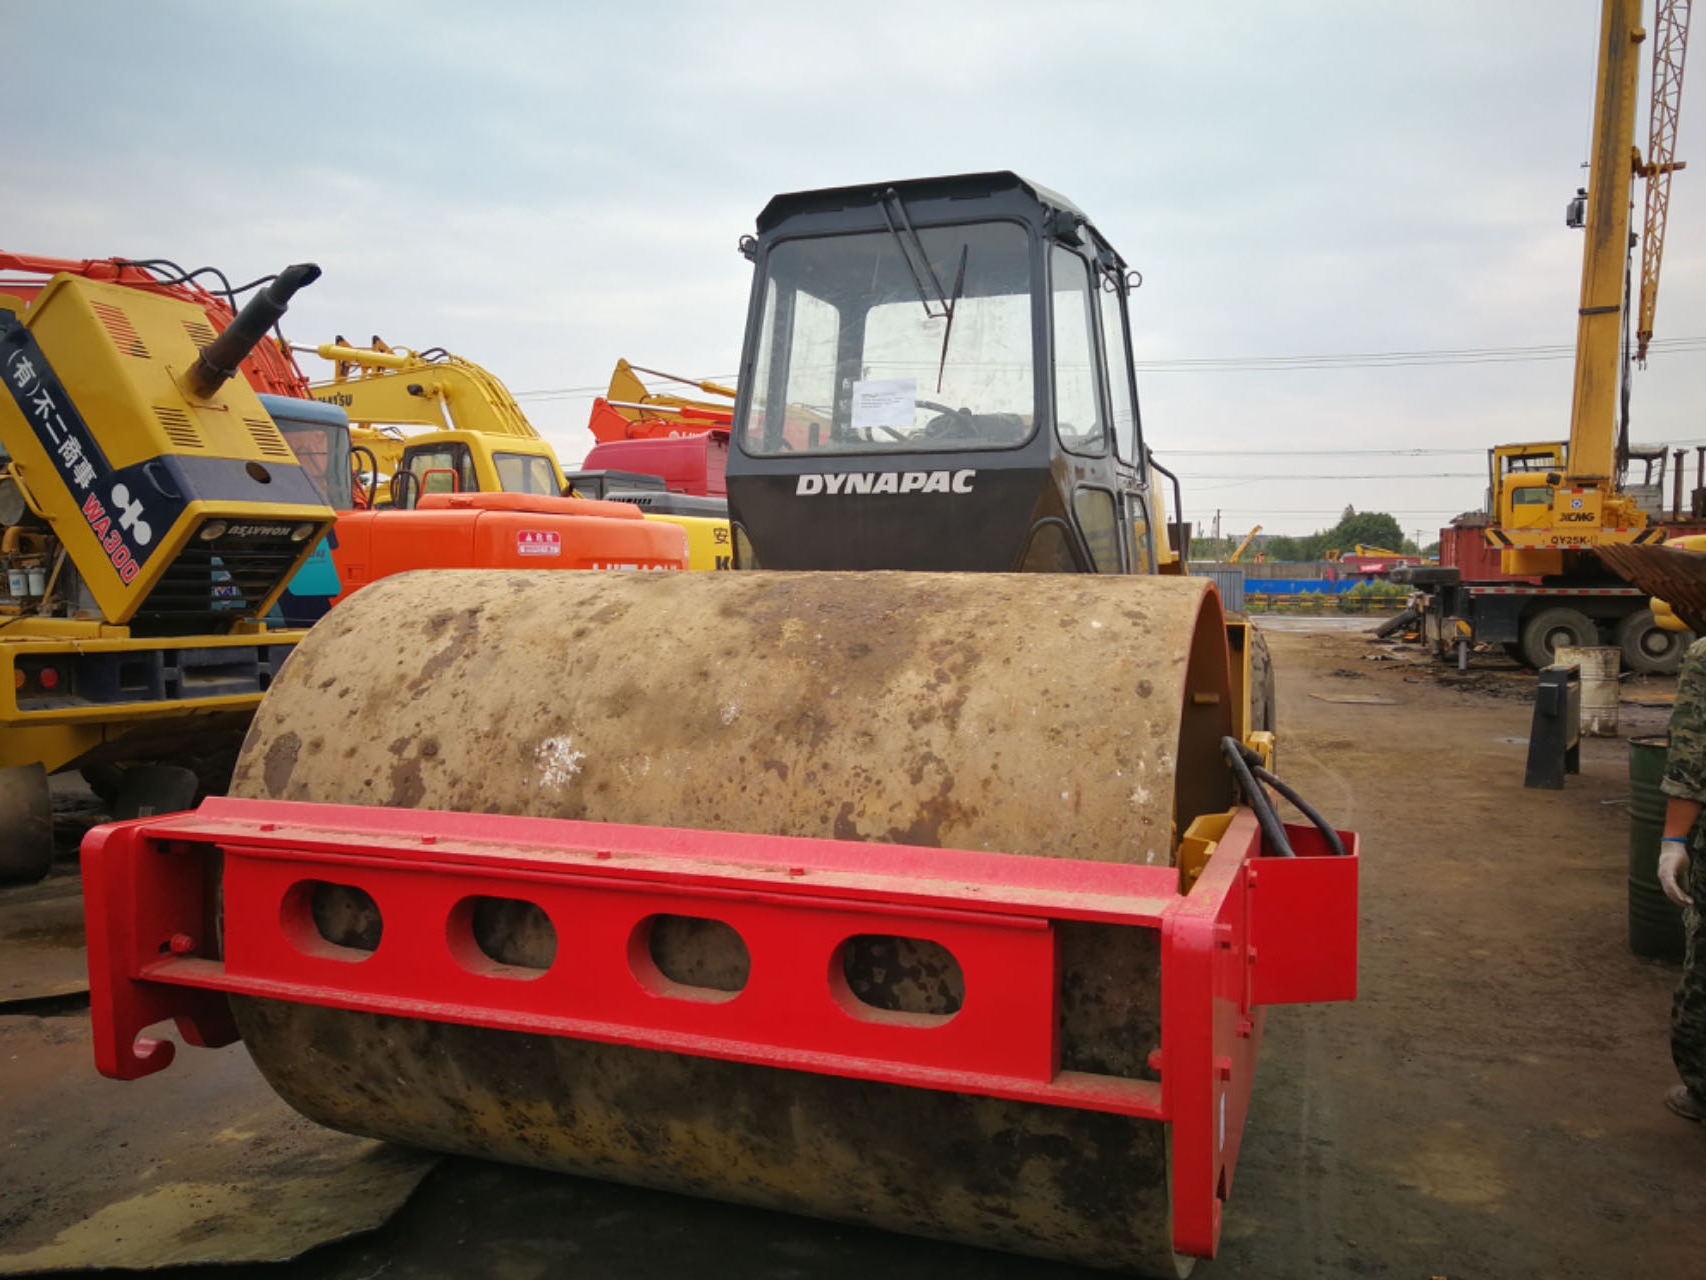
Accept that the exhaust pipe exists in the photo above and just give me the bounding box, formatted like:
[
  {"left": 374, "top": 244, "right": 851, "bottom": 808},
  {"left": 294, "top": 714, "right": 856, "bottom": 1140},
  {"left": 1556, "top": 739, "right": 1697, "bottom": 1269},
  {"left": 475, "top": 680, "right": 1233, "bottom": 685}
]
[{"left": 184, "top": 263, "right": 321, "bottom": 399}]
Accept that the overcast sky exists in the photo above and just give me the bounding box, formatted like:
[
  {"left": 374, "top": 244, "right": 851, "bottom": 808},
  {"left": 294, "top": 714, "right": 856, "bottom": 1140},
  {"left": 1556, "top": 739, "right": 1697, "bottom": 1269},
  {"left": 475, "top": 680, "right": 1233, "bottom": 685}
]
[{"left": 13, "top": 0, "right": 1704, "bottom": 540}]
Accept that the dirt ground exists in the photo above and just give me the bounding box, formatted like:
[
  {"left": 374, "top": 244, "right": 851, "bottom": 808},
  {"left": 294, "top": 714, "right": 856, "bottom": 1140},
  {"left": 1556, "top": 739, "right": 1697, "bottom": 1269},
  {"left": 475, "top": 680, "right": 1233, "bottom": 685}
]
[{"left": 3, "top": 620, "right": 1705, "bottom": 1278}]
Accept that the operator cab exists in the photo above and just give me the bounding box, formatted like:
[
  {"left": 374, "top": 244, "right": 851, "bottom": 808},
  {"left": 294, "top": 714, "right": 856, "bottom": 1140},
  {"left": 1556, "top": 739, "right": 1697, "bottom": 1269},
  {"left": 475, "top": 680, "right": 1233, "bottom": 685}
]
[
  {"left": 726, "top": 172, "right": 1160, "bottom": 573},
  {"left": 392, "top": 436, "right": 561, "bottom": 509}
]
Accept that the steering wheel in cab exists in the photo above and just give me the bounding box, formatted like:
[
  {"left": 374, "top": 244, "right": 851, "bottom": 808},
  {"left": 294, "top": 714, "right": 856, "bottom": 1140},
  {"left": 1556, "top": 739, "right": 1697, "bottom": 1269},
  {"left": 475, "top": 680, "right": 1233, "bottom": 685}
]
[{"left": 916, "top": 399, "right": 979, "bottom": 440}]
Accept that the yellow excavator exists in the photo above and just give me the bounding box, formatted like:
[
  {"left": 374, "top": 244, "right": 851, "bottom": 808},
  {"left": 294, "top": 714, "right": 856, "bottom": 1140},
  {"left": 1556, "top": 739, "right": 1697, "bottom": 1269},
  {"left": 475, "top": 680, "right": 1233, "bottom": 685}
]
[
  {"left": 1228, "top": 524, "right": 1261, "bottom": 563},
  {"left": 300, "top": 339, "right": 563, "bottom": 509},
  {"left": 300, "top": 340, "right": 730, "bottom": 569}
]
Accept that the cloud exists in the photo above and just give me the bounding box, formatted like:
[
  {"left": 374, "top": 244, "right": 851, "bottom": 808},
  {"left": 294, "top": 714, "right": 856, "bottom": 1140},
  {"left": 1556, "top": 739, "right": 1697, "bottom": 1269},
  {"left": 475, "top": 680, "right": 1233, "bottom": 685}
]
[{"left": 10, "top": 0, "right": 1702, "bottom": 534}]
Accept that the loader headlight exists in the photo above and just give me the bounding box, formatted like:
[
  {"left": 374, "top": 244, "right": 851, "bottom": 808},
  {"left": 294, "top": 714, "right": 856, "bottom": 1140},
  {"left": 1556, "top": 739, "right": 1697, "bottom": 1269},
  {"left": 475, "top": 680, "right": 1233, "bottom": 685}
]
[
  {"left": 199, "top": 520, "right": 228, "bottom": 542},
  {"left": 290, "top": 522, "right": 317, "bottom": 543}
]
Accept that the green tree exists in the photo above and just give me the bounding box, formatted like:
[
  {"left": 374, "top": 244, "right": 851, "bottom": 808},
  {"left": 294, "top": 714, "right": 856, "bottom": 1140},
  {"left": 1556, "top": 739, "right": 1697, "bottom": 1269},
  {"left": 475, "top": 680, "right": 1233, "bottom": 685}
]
[
  {"left": 1240, "top": 509, "right": 1408, "bottom": 563},
  {"left": 1325, "top": 510, "right": 1406, "bottom": 552}
]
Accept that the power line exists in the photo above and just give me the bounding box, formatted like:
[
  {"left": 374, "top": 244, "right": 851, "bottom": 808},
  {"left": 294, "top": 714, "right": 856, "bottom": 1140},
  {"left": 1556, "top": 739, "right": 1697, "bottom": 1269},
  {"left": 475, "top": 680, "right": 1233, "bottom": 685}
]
[
  {"left": 514, "top": 373, "right": 739, "bottom": 403},
  {"left": 1199, "top": 509, "right": 1467, "bottom": 515},
  {"left": 511, "top": 337, "right": 1705, "bottom": 399},
  {"left": 1133, "top": 335, "right": 1706, "bottom": 372},
  {"left": 1158, "top": 440, "right": 1706, "bottom": 456},
  {"left": 1188, "top": 471, "right": 1485, "bottom": 480},
  {"left": 1157, "top": 446, "right": 1484, "bottom": 456}
]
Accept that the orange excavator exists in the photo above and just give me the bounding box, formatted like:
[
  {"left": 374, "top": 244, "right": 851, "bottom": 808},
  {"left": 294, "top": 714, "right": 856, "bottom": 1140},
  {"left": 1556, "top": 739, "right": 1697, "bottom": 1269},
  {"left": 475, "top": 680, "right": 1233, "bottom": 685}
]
[{"left": 586, "top": 359, "right": 735, "bottom": 442}]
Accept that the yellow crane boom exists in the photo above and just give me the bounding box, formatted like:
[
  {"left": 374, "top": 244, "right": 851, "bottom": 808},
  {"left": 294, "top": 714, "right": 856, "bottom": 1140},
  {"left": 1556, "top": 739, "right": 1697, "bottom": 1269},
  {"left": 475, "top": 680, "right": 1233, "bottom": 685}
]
[
  {"left": 1493, "top": 0, "right": 1689, "bottom": 575},
  {"left": 1566, "top": 0, "right": 1645, "bottom": 489},
  {"left": 1229, "top": 524, "right": 1262, "bottom": 563}
]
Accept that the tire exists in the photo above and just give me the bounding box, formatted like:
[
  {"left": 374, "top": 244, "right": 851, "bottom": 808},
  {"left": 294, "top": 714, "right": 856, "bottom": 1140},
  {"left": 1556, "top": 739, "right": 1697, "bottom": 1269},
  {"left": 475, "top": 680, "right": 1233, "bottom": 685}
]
[
  {"left": 1617, "top": 609, "right": 1692, "bottom": 675},
  {"left": 0, "top": 763, "right": 53, "bottom": 883},
  {"left": 1519, "top": 606, "right": 1596, "bottom": 669},
  {"left": 1247, "top": 624, "right": 1276, "bottom": 741},
  {"left": 112, "top": 764, "right": 200, "bottom": 821}
]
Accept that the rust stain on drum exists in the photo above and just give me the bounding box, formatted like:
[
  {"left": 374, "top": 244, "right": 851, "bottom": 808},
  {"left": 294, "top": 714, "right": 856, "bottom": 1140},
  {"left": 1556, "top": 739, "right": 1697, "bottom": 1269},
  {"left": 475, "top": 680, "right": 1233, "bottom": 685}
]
[{"left": 260, "top": 732, "right": 300, "bottom": 798}]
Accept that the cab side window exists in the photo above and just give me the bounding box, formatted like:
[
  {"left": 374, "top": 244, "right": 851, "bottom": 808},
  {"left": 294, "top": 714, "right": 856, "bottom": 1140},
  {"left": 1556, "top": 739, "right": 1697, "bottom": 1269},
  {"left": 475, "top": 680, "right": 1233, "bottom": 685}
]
[
  {"left": 1099, "top": 284, "right": 1138, "bottom": 462},
  {"left": 1050, "top": 246, "right": 1107, "bottom": 455}
]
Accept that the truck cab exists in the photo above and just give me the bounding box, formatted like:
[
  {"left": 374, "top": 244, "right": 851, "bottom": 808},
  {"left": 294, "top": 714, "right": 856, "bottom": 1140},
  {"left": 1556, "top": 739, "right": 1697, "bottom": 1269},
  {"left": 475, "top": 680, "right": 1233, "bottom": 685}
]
[{"left": 1491, "top": 442, "right": 1570, "bottom": 535}]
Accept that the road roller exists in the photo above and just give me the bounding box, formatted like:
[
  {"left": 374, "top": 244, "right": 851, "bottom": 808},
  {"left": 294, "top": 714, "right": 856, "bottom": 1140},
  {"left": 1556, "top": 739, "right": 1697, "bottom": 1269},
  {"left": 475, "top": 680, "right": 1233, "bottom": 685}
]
[{"left": 83, "top": 173, "right": 1359, "bottom": 1274}]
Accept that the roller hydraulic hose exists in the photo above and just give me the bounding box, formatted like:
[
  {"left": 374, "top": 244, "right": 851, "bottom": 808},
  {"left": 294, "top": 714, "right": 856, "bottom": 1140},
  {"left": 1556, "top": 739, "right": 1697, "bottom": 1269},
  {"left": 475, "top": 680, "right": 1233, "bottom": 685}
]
[
  {"left": 185, "top": 262, "right": 321, "bottom": 399},
  {"left": 1220, "top": 736, "right": 1348, "bottom": 859}
]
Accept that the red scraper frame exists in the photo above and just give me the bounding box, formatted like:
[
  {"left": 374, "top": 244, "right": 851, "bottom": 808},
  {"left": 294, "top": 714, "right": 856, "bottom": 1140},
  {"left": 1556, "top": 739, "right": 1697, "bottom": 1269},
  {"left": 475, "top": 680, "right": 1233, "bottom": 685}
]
[{"left": 82, "top": 794, "right": 1356, "bottom": 1261}]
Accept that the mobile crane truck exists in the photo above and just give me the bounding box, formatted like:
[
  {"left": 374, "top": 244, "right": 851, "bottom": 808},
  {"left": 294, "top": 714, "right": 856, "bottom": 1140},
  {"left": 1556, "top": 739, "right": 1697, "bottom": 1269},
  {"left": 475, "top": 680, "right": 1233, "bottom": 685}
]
[
  {"left": 1401, "top": 0, "right": 1694, "bottom": 672},
  {"left": 83, "top": 173, "right": 1359, "bottom": 1275},
  {"left": 0, "top": 263, "right": 335, "bottom": 882}
]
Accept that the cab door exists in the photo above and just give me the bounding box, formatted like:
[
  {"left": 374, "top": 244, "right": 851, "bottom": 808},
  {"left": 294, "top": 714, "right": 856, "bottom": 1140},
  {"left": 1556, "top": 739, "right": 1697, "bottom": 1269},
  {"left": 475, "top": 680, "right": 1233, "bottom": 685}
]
[{"left": 1091, "top": 255, "right": 1154, "bottom": 574}]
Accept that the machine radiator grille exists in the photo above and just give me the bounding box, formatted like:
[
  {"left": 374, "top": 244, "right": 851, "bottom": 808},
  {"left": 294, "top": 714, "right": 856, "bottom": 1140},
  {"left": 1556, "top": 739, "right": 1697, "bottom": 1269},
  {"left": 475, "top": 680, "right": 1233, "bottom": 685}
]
[
  {"left": 244, "top": 416, "right": 294, "bottom": 459},
  {"left": 133, "top": 523, "right": 305, "bottom": 634},
  {"left": 153, "top": 405, "right": 203, "bottom": 450},
  {"left": 182, "top": 320, "right": 219, "bottom": 348},
  {"left": 91, "top": 301, "right": 149, "bottom": 359}
]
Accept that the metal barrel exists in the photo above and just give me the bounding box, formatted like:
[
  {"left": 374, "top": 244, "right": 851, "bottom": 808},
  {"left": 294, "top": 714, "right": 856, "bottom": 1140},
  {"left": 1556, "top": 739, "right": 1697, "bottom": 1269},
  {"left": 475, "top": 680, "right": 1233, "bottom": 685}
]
[
  {"left": 1557, "top": 645, "right": 1620, "bottom": 736},
  {"left": 1628, "top": 734, "right": 1686, "bottom": 961},
  {"left": 226, "top": 568, "right": 1240, "bottom": 1276}
]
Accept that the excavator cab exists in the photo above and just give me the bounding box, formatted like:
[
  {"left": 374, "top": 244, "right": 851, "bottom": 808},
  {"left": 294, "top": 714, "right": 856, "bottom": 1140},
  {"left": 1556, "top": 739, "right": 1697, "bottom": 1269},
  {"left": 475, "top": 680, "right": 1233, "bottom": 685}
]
[{"left": 726, "top": 172, "right": 1161, "bottom": 574}]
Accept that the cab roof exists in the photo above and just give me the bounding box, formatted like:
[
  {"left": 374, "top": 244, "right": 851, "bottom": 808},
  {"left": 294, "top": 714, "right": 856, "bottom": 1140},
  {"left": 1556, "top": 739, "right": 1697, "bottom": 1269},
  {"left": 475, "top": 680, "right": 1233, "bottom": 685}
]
[{"left": 756, "top": 171, "right": 1088, "bottom": 234}]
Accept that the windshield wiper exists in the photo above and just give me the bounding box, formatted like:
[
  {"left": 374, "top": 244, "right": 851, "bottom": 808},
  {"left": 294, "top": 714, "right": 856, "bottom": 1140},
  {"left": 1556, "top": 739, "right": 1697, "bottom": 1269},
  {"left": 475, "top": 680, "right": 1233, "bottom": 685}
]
[
  {"left": 879, "top": 189, "right": 953, "bottom": 319},
  {"left": 878, "top": 188, "right": 968, "bottom": 394},
  {"left": 935, "top": 245, "right": 967, "bottom": 393}
]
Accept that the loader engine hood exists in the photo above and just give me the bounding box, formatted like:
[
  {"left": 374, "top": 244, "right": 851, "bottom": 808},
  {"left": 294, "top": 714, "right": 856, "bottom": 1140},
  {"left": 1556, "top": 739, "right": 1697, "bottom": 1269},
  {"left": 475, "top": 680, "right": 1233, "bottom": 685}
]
[{"left": 726, "top": 172, "right": 1138, "bottom": 572}]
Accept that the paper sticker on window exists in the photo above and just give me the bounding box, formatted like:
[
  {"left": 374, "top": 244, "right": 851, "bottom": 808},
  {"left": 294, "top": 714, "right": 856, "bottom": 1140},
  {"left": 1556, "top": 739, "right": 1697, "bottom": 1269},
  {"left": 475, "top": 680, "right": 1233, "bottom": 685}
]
[{"left": 851, "top": 378, "right": 916, "bottom": 430}]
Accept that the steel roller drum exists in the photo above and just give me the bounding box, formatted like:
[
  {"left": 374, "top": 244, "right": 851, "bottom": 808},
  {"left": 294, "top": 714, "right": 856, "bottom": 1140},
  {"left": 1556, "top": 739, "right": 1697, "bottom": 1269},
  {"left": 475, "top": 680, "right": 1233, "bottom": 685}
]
[{"left": 225, "top": 569, "right": 1237, "bottom": 1275}]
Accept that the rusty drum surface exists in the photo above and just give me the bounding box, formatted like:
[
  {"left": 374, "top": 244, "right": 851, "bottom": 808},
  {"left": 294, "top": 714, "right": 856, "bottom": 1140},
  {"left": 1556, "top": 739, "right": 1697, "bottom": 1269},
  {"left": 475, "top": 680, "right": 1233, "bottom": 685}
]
[{"left": 227, "top": 569, "right": 1237, "bottom": 1275}]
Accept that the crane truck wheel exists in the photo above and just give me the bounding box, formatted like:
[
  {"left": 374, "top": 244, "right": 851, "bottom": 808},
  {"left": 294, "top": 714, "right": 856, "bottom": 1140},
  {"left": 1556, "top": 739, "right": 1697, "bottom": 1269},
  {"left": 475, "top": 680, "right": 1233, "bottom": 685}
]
[
  {"left": 221, "top": 568, "right": 1242, "bottom": 1277},
  {"left": 0, "top": 762, "right": 52, "bottom": 883},
  {"left": 1616, "top": 609, "right": 1689, "bottom": 675},
  {"left": 1519, "top": 607, "right": 1595, "bottom": 669}
]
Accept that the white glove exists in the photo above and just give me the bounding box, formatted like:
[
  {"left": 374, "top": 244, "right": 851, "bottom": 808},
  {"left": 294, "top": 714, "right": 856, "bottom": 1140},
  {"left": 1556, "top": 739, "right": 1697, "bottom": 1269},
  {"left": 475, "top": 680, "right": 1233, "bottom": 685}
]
[{"left": 1659, "top": 842, "right": 1694, "bottom": 908}]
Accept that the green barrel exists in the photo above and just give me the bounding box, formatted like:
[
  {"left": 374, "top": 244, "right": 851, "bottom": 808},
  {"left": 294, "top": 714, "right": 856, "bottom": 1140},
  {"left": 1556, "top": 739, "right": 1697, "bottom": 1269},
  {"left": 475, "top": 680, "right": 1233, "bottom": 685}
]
[{"left": 1629, "top": 735, "right": 1687, "bottom": 962}]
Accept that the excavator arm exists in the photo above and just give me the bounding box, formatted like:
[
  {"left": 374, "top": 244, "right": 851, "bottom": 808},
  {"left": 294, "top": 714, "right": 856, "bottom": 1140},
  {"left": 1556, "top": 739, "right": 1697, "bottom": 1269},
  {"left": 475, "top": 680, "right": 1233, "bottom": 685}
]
[
  {"left": 588, "top": 359, "right": 736, "bottom": 442},
  {"left": 305, "top": 340, "right": 542, "bottom": 440}
]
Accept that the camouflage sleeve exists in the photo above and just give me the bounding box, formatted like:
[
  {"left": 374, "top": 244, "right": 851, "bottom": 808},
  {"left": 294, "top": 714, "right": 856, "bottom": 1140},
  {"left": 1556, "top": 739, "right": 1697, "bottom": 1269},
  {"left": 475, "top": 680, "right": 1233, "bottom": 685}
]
[{"left": 1662, "top": 638, "right": 1706, "bottom": 802}]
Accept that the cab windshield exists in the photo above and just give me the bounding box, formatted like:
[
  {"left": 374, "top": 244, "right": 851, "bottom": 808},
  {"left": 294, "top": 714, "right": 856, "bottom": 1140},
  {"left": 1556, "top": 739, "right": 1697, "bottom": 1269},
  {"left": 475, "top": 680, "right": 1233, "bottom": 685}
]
[
  {"left": 742, "top": 221, "right": 1035, "bottom": 455},
  {"left": 494, "top": 451, "right": 560, "bottom": 495},
  {"left": 275, "top": 421, "right": 353, "bottom": 509}
]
